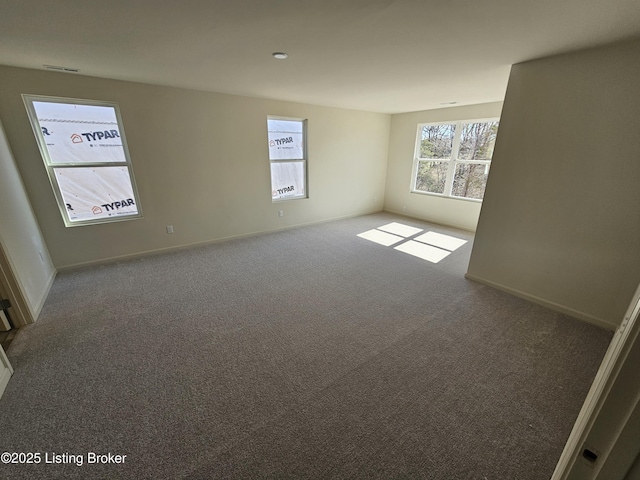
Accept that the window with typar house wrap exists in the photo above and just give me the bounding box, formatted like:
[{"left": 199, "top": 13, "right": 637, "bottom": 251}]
[
  {"left": 23, "top": 95, "right": 142, "bottom": 227},
  {"left": 267, "top": 117, "right": 307, "bottom": 201}
]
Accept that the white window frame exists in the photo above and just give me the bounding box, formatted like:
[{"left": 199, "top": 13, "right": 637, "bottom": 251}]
[
  {"left": 410, "top": 117, "right": 499, "bottom": 202},
  {"left": 23, "top": 95, "right": 143, "bottom": 227},
  {"left": 267, "top": 116, "right": 308, "bottom": 202}
]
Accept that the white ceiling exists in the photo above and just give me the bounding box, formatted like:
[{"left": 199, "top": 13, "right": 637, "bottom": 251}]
[{"left": 1, "top": 0, "right": 639, "bottom": 114}]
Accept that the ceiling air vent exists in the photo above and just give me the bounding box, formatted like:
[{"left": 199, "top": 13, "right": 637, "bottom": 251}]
[{"left": 43, "top": 65, "right": 79, "bottom": 73}]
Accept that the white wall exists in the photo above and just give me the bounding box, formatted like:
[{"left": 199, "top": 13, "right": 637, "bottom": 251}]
[
  {"left": 556, "top": 284, "right": 640, "bottom": 480},
  {"left": 0, "top": 66, "right": 390, "bottom": 269},
  {"left": 467, "top": 39, "right": 640, "bottom": 328},
  {"left": 0, "top": 118, "right": 55, "bottom": 319},
  {"left": 384, "top": 102, "right": 503, "bottom": 231}
]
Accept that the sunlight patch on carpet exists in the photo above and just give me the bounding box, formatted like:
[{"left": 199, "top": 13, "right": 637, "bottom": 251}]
[
  {"left": 357, "top": 229, "right": 404, "bottom": 246},
  {"left": 357, "top": 222, "right": 467, "bottom": 264},
  {"left": 414, "top": 231, "right": 467, "bottom": 251},
  {"left": 377, "top": 222, "right": 423, "bottom": 238},
  {"left": 394, "top": 240, "right": 451, "bottom": 263}
]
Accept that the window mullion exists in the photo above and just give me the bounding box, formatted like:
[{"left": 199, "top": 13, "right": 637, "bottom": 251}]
[
  {"left": 444, "top": 122, "right": 462, "bottom": 196},
  {"left": 455, "top": 159, "right": 490, "bottom": 165},
  {"left": 48, "top": 162, "right": 129, "bottom": 168},
  {"left": 411, "top": 157, "right": 420, "bottom": 191}
]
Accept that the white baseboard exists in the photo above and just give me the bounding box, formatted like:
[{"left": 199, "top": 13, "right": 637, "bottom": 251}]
[
  {"left": 30, "top": 268, "right": 57, "bottom": 320},
  {"left": 383, "top": 208, "right": 476, "bottom": 233},
  {"left": 464, "top": 273, "right": 617, "bottom": 331},
  {"left": 56, "top": 209, "right": 384, "bottom": 272}
]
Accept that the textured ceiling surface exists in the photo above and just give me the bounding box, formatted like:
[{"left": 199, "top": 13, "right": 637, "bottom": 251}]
[{"left": 1, "top": 0, "right": 639, "bottom": 113}]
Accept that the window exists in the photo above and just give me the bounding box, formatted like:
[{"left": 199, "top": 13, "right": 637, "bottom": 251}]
[
  {"left": 411, "top": 119, "right": 499, "bottom": 201},
  {"left": 267, "top": 117, "right": 307, "bottom": 201},
  {"left": 23, "top": 95, "right": 142, "bottom": 227}
]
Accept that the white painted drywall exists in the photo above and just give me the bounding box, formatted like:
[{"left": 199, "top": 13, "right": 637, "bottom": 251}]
[
  {"left": 384, "top": 102, "right": 503, "bottom": 231},
  {"left": 0, "top": 66, "right": 390, "bottom": 269},
  {"left": 0, "top": 117, "right": 55, "bottom": 318},
  {"left": 467, "top": 39, "right": 640, "bottom": 328}
]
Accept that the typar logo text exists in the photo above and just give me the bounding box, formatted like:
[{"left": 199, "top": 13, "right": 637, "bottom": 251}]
[
  {"left": 269, "top": 137, "right": 294, "bottom": 147},
  {"left": 71, "top": 130, "right": 121, "bottom": 144},
  {"left": 102, "top": 199, "right": 135, "bottom": 212},
  {"left": 276, "top": 185, "right": 295, "bottom": 195},
  {"left": 91, "top": 199, "right": 135, "bottom": 215}
]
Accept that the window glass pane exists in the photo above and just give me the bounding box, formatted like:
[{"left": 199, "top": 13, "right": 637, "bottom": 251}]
[
  {"left": 267, "top": 119, "right": 304, "bottom": 160},
  {"left": 415, "top": 160, "right": 448, "bottom": 194},
  {"left": 452, "top": 163, "right": 489, "bottom": 199},
  {"left": 32, "top": 101, "right": 126, "bottom": 164},
  {"left": 458, "top": 121, "right": 499, "bottom": 161},
  {"left": 419, "top": 124, "right": 455, "bottom": 159},
  {"left": 54, "top": 166, "right": 139, "bottom": 222},
  {"left": 270, "top": 161, "right": 305, "bottom": 200}
]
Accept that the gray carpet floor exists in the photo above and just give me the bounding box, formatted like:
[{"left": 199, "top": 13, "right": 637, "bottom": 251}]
[{"left": 0, "top": 213, "right": 612, "bottom": 479}]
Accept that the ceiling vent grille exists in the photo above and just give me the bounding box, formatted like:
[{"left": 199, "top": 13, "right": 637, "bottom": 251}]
[{"left": 43, "top": 65, "right": 79, "bottom": 73}]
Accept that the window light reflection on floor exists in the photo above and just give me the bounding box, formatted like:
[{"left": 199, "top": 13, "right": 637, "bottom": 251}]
[
  {"left": 377, "top": 222, "right": 423, "bottom": 238},
  {"left": 357, "top": 222, "right": 468, "bottom": 264},
  {"left": 356, "top": 229, "right": 404, "bottom": 246},
  {"left": 394, "top": 240, "right": 451, "bottom": 263},
  {"left": 413, "top": 231, "right": 467, "bottom": 251}
]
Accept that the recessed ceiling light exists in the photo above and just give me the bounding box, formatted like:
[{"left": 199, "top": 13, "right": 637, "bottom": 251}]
[{"left": 272, "top": 52, "right": 288, "bottom": 60}]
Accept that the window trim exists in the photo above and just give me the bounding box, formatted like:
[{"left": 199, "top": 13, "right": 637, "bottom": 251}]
[
  {"left": 22, "top": 94, "right": 143, "bottom": 227},
  {"left": 267, "top": 115, "right": 308, "bottom": 202},
  {"left": 410, "top": 117, "right": 499, "bottom": 202}
]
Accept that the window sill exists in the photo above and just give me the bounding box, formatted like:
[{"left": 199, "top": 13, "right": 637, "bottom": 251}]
[
  {"left": 272, "top": 196, "right": 308, "bottom": 203},
  {"left": 410, "top": 190, "right": 483, "bottom": 204}
]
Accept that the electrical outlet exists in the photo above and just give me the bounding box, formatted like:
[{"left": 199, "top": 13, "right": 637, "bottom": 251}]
[
  {"left": 278, "top": 210, "right": 284, "bottom": 217},
  {"left": 166, "top": 225, "right": 174, "bottom": 234}
]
